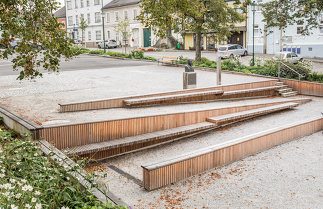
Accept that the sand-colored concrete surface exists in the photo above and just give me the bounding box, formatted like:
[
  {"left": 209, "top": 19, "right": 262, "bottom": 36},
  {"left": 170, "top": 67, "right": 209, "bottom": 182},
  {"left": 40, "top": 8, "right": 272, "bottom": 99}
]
[
  {"left": 0, "top": 55, "right": 273, "bottom": 124},
  {"left": 92, "top": 131, "right": 323, "bottom": 209}
]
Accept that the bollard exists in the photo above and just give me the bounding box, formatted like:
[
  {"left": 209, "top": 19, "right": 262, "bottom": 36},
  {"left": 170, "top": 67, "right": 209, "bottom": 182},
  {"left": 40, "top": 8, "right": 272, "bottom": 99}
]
[{"left": 217, "top": 57, "right": 222, "bottom": 85}]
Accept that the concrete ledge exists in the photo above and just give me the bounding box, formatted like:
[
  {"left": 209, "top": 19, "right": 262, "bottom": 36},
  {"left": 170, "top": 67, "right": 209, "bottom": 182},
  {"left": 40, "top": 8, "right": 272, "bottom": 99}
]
[{"left": 142, "top": 116, "right": 323, "bottom": 191}]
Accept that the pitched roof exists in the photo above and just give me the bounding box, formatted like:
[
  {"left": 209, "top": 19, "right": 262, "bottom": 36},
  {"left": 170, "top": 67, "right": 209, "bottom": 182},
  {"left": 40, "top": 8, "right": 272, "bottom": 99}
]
[
  {"left": 103, "top": 0, "right": 141, "bottom": 9},
  {"left": 54, "top": 6, "right": 66, "bottom": 18}
]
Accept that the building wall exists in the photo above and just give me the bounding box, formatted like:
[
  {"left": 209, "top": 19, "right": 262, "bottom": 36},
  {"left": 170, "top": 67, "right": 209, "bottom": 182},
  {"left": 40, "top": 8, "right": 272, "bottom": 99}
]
[
  {"left": 58, "top": 18, "right": 67, "bottom": 31},
  {"left": 184, "top": 34, "right": 193, "bottom": 50},
  {"left": 65, "top": 0, "right": 112, "bottom": 46},
  {"left": 246, "top": 0, "right": 323, "bottom": 58}
]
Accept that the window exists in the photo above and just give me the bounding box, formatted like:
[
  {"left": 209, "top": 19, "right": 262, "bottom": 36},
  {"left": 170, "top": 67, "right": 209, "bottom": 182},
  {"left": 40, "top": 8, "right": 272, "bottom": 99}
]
[
  {"left": 255, "top": 25, "right": 260, "bottom": 34},
  {"left": 81, "top": 0, "right": 84, "bottom": 7},
  {"left": 297, "top": 26, "right": 303, "bottom": 35},
  {"left": 107, "top": 30, "right": 110, "bottom": 39},
  {"left": 87, "top": 0, "right": 90, "bottom": 6},
  {"left": 75, "top": 0, "right": 78, "bottom": 8},
  {"left": 96, "top": 31, "right": 101, "bottom": 40},
  {"left": 133, "top": 9, "right": 137, "bottom": 20},
  {"left": 106, "top": 13, "right": 110, "bottom": 23},
  {"left": 95, "top": 12, "right": 101, "bottom": 23},
  {"left": 115, "top": 12, "right": 119, "bottom": 22},
  {"left": 87, "top": 13, "right": 91, "bottom": 24},
  {"left": 88, "top": 31, "right": 91, "bottom": 41},
  {"left": 76, "top": 15, "right": 79, "bottom": 25},
  {"left": 67, "top": 1, "right": 72, "bottom": 9},
  {"left": 124, "top": 11, "right": 128, "bottom": 20},
  {"left": 68, "top": 16, "right": 73, "bottom": 26},
  {"left": 94, "top": 0, "right": 100, "bottom": 5}
]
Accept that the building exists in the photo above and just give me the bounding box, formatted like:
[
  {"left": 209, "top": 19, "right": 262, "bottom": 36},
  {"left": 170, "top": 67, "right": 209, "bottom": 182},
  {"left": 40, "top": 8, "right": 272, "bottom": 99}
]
[
  {"left": 54, "top": 6, "right": 67, "bottom": 30},
  {"left": 246, "top": 0, "right": 323, "bottom": 58},
  {"left": 103, "top": 0, "right": 161, "bottom": 47},
  {"left": 65, "top": 0, "right": 112, "bottom": 47},
  {"left": 183, "top": 0, "right": 247, "bottom": 50}
]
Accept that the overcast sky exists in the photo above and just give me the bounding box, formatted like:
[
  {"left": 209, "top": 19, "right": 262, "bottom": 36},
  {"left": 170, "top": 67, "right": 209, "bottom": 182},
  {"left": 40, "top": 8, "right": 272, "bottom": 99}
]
[{"left": 57, "top": 0, "right": 65, "bottom": 7}]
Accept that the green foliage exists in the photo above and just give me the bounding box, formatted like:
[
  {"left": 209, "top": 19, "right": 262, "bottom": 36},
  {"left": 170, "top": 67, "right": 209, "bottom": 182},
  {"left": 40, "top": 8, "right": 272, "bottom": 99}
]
[
  {"left": 0, "top": 0, "right": 77, "bottom": 80},
  {"left": 89, "top": 50, "right": 105, "bottom": 55},
  {"left": 0, "top": 126, "right": 126, "bottom": 208},
  {"left": 138, "top": 0, "right": 248, "bottom": 61},
  {"left": 144, "top": 56, "right": 158, "bottom": 61},
  {"left": 106, "top": 51, "right": 126, "bottom": 58},
  {"left": 0, "top": 117, "right": 3, "bottom": 125},
  {"left": 80, "top": 17, "right": 89, "bottom": 43},
  {"left": 130, "top": 50, "right": 144, "bottom": 59}
]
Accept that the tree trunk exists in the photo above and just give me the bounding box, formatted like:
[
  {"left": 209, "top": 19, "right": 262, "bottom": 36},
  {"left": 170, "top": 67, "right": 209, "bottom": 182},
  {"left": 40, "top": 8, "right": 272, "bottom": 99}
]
[
  {"left": 195, "top": 30, "right": 202, "bottom": 61},
  {"left": 279, "top": 27, "right": 283, "bottom": 52}
]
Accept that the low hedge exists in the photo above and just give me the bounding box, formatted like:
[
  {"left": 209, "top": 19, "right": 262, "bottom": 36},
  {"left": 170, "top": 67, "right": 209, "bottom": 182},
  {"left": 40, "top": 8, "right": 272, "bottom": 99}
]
[{"left": 0, "top": 121, "right": 126, "bottom": 209}]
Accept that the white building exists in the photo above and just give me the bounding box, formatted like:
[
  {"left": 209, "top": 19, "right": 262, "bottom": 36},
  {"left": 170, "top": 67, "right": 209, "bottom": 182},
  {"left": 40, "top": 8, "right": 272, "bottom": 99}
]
[
  {"left": 247, "top": 0, "right": 323, "bottom": 58},
  {"left": 102, "top": 0, "right": 158, "bottom": 47},
  {"left": 65, "top": 0, "right": 112, "bottom": 47}
]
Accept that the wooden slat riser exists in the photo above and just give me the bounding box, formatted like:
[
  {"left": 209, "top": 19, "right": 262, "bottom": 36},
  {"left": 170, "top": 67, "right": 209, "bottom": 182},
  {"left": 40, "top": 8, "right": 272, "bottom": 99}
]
[
  {"left": 41, "top": 100, "right": 306, "bottom": 149},
  {"left": 280, "top": 79, "right": 323, "bottom": 97},
  {"left": 143, "top": 118, "right": 323, "bottom": 191},
  {"left": 60, "top": 80, "right": 278, "bottom": 112}
]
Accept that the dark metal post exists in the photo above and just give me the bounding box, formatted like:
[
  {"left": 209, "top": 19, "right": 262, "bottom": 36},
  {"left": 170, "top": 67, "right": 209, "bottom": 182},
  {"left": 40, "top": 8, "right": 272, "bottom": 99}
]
[
  {"left": 101, "top": 0, "right": 106, "bottom": 53},
  {"left": 252, "top": 1, "right": 256, "bottom": 66}
]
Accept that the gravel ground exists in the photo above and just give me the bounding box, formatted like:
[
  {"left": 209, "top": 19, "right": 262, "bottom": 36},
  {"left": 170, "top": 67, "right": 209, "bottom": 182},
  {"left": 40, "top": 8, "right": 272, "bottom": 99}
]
[
  {"left": 0, "top": 57, "right": 272, "bottom": 124},
  {"left": 92, "top": 131, "right": 323, "bottom": 209}
]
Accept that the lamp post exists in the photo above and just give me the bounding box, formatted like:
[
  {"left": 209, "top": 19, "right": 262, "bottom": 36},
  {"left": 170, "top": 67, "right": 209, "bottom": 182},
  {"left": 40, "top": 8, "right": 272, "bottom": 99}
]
[
  {"left": 101, "top": 0, "right": 106, "bottom": 53},
  {"left": 251, "top": 1, "right": 256, "bottom": 66}
]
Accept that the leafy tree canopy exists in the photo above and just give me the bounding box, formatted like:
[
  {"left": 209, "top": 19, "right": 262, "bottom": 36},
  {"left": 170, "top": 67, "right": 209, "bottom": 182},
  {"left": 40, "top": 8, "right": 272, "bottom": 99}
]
[
  {"left": 138, "top": 0, "right": 249, "bottom": 61},
  {"left": 0, "top": 0, "right": 77, "bottom": 80},
  {"left": 261, "top": 0, "right": 323, "bottom": 35}
]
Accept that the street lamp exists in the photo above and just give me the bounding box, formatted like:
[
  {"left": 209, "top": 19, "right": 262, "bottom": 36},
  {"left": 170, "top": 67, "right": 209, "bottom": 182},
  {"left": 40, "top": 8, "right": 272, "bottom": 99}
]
[
  {"left": 251, "top": 1, "right": 256, "bottom": 66},
  {"left": 101, "top": 0, "right": 106, "bottom": 53}
]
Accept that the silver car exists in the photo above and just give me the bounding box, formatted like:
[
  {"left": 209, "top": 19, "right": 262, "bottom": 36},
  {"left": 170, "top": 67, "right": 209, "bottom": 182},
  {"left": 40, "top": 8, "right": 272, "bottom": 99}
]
[
  {"left": 218, "top": 44, "right": 248, "bottom": 58},
  {"left": 273, "top": 52, "right": 303, "bottom": 64},
  {"left": 98, "top": 40, "right": 117, "bottom": 49}
]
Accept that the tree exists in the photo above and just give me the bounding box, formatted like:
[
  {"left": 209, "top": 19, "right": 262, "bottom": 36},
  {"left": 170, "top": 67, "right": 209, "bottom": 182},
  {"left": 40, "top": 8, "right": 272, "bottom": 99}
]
[
  {"left": 0, "top": 0, "right": 77, "bottom": 80},
  {"left": 114, "top": 18, "right": 131, "bottom": 53},
  {"left": 80, "top": 17, "right": 88, "bottom": 44},
  {"left": 138, "top": 0, "right": 247, "bottom": 61},
  {"left": 261, "top": 0, "right": 296, "bottom": 52},
  {"left": 261, "top": 0, "right": 323, "bottom": 49}
]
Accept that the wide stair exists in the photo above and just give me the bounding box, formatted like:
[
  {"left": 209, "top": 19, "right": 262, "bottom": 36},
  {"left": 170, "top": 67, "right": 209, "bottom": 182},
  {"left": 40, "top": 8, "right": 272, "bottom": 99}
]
[
  {"left": 275, "top": 81, "right": 298, "bottom": 97},
  {"left": 124, "top": 85, "right": 284, "bottom": 108},
  {"left": 66, "top": 102, "right": 298, "bottom": 160}
]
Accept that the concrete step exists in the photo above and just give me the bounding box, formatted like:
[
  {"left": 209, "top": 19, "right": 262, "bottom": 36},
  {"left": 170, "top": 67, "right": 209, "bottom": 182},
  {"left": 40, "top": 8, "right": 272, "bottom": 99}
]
[
  {"left": 222, "top": 86, "right": 281, "bottom": 96},
  {"left": 275, "top": 82, "right": 285, "bottom": 86},
  {"left": 281, "top": 91, "right": 298, "bottom": 97},
  {"left": 123, "top": 90, "right": 224, "bottom": 107},
  {"left": 206, "top": 102, "right": 298, "bottom": 125},
  {"left": 278, "top": 88, "right": 293, "bottom": 93},
  {"left": 65, "top": 122, "right": 217, "bottom": 159}
]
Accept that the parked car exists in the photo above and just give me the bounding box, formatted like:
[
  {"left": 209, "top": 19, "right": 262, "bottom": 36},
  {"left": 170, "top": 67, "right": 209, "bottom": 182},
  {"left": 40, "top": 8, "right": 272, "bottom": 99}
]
[
  {"left": 218, "top": 44, "right": 248, "bottom": 58},
  {"left": 10, "top": 39, "right": 22, "bottom": 49},
  {"left": 73, "top": 39, "right": 82, "bottom": 45},
  {"left": 273, "top": 52, "right": 303, "bottom": 64},
  {"left": 98, "top": 40, "right": 117, "bottom": 49}
]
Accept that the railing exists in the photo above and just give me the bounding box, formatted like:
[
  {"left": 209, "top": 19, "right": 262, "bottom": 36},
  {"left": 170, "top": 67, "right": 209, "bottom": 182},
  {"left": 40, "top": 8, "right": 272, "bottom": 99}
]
[{"left": 277, "top": 61, "right": 305, "bottom": 81}]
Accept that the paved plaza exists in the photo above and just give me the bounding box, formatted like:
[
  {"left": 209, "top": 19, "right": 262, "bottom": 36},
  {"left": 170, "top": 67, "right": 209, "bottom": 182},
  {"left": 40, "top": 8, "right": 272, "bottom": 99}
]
[{"left": 0, "top": 55, "right": 323, "bottom": 208}]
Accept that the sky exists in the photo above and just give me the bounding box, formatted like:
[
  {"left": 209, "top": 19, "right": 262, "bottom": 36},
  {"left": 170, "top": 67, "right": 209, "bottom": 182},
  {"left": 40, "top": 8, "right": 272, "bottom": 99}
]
[{"left": 57, "top": 0, "right": 65, "bottom": 7}]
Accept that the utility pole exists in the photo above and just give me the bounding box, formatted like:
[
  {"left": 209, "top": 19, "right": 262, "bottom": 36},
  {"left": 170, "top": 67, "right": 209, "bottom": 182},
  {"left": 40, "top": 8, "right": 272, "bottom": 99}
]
[{"left": 101, "top": 0, "right": 106, "bottom": 53}]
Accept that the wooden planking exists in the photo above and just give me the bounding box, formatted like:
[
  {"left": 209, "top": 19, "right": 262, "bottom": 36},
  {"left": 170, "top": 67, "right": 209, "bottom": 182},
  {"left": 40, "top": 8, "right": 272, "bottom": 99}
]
[
  {"left": 66, "top": 122, "right": 217, "bottom": 160},
  {"left": 41, "top": 98, "right": 311, "bottom": 150},
  {"left": 142, "top": 117, "right": 323, "bottom": 191},
  {"left": 280, "top": 78, "right": 323, "bottom": 97},
  {"left": 59, "top": 80, "right": 278, "bottom": 112},
  {"left": 206, "top": 102, "right": 298, "bottom": 125}
]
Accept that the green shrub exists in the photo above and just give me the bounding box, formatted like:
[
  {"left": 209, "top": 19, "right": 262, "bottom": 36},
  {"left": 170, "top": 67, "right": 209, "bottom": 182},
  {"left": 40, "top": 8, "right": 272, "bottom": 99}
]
[
  {"left": 0, "top": 117, "right": 3, "bottom": 125},
  {"left": 89, "top": 50, "right": 104, "bottom": 55},
  {"left": 0, "top": 126, "right": 126, "bottom": 209},
  {"left": 144, "top": 56, "right": 157, "bottom": 61},
  {"left": 130, "top": 49, "right": 144, "bottom": 59}
]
